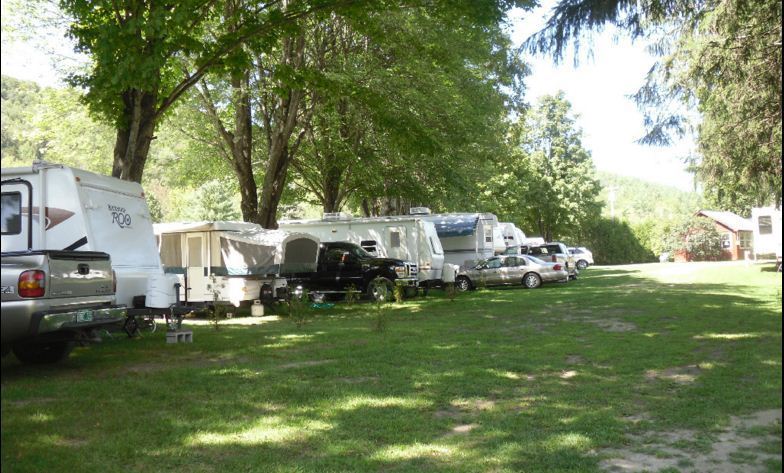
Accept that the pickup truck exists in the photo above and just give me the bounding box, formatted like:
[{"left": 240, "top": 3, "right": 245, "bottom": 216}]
[
  {"left": 288, "top": 242, "right": 418, "bottom": 300},
  {"left": 1, "top": 250, "right": 126, "bottom": 363}
]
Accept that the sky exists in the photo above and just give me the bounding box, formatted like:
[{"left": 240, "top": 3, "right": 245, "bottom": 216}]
[{"left": 0, "top": 0, "right": 697, "bottom": 192}]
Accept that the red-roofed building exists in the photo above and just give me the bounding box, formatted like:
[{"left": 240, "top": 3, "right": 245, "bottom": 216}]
[{"left": 695, "top": 210, "right": 754, "bottom": 260}]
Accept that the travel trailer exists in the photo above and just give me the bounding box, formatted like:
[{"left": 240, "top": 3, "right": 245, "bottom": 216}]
[
  {"left": 1, "top": 162, "right": 176, "bottom": 310},
  {"left": 410, "top": 209, "right": 502, "bottom": 268},
  {"left": 499, "top": 222, "right": 527, "bottom": 248},
  {"left": 153, "top": 221, "right": 320, "bottom": 306},
  {"left": 278, "top": 213, "right": 444, "bottom": 288},
  {"left": 751, "top": 206, "right": 782, "bottom": 259}
]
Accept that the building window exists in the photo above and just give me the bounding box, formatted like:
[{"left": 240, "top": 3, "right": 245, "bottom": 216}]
[
  {"left": 720, "top": 233, "right": 731, "bottom": 249},
  {"left": 738, "top": 231, "right": 753, "bottom": 249},
  {"left": 758, "top": 216, "right": 772, "bottom": 235}
]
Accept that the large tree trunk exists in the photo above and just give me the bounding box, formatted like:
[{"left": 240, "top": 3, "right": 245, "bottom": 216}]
[
  {"left": 257, "top": 35, "right": 307, "bottom": 229},
  {"left": 112, "top": 90, "right": 158, "bottom": 183},
  {"left": 231, "top": 71, "right": 258, "bottom": 222}
]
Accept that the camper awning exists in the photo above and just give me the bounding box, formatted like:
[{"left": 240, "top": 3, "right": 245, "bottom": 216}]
[{"left": 430, "top": 215, "right": 480, "bottom": 237}]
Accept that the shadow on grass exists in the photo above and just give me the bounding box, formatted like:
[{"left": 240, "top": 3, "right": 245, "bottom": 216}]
[{"left": 2, "top": 265, "right": 781, "bottom": 472}]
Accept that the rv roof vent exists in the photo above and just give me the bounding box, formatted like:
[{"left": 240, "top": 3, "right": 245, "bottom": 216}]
[
  {"left": 409, "top": 207, "right": 431, "bottom": 215},
  {"left": 323, "top": 212, "right": 353, "bottom": 221}
]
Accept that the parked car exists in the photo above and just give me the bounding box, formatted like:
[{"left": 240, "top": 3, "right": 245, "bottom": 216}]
[
  {"left": 455, "top": 254, "right": 568, "bottom": 291},
  {"left": 507, "top": 241, "right": 577, "bottom": 279},
  {"left": 286, "top": 241, "right": 418, "bottom": 300},
  {"left": 568, "top": 247, "right": 594, "bottom": 270}
]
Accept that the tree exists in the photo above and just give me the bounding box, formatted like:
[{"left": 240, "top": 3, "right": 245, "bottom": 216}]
[
  {"left": 525, "top": 0, "right": 782, "bottom": 210},
  {"left": 507, "top": 93, "right": 602, "bottom": 242},
  {"left": 58, "top": 0, "right": 356, "bottom": 183}
]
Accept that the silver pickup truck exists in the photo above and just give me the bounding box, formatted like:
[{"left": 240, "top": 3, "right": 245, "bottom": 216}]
[{"left": 1, "top": 250, "right": 126, "bottom": 363}]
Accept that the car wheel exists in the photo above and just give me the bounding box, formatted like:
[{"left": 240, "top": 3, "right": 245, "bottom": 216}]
[
  {"left": 523, "top": 272, "right": 542, "bottom": 289},
  {"left": 12, "top": 341, "right": 74, "bottom": 364},
  {"left": 367, "top": 277, "right": 393, "bottom": 301},
  {"left": 455, "top": 276, "right": 472, "bottom": 292},
  {"left": 576, "top": 259, "right": 588, "bottom": 270}
]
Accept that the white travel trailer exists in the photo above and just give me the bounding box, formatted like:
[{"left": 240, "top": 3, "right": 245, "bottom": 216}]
[
  {"left": 278, "top": 213, "right": 445, "bottom": 287},
  {"left": 1, "top": 162, "right": 175, "bottom": 309},
  {"left": 153, "top": 221, "right": 320, "bottom": 306},
  {"left": 499, "top": 222, "right": 527, "bottom": 248},
  {"left": 751, "top": 206, "right": 782, "bottom": 259},
  {"left": 411, "top": 209, "right": 502, "bottom": 268}
]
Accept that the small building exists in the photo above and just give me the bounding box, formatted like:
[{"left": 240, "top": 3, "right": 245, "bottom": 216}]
[{"left": 695, "top": 210, "right": 754, "bottom": 261}]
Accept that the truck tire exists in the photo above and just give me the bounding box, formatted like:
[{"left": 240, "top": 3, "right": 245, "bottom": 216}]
[
  {"left": 12, "top": 341, "right": 75, "bottom": 364},
  {"left": 403, "top": 286, "right": 418, "bottom": 299},
  {"left": 367, "top": 277, "right": 393, "bottom": 301}
]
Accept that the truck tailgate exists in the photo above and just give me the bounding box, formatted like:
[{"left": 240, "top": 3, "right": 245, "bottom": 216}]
[{"left": 47, "top": 251, "right": 114, "bottom": 298}]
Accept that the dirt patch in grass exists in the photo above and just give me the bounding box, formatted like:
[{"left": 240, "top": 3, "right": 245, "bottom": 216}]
[
  {"left": 5, "top": 397, "right": 58, "bottom": 407},
  {"left": 601, "top": 409, "right": 782, "bottom": 472},
  {"left": 562, "top": 314, "right": 638, "bottom": 333},
  {"left": 566, "top": 355, "right": 585, "bottom": 365},
  {"left": 277, "top": 359, "right": 334, "bottom": 369},
  {"left": 644, "top": 365, "right": 701, "bottom": 384},
  {"left": 338, "top": 376, "right": 379, "bottom": 384}
]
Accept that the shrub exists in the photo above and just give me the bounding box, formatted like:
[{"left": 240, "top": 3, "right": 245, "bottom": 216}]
[{"left": 667, "top": 218, "right": 724, "bottom": 261}]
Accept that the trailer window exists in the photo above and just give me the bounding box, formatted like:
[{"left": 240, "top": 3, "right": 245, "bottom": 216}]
[
  {"left": 758, "top": 216, "right": 772, "bottom": 235},
  {"left": 390, "top": 230, "right": 401, "bottom": 248},
  {"left": 1, "top": 192, "right": 22, "bottom": 235},
  {"left": 484, "top": 228, "right": 493, "bottom": 243},
  {"left": 159, "top": 234, "right": 183, "bottom": 268}
]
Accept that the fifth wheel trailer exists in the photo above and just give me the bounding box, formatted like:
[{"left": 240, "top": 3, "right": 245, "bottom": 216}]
[
  {"left": 1, "top": 161, "right": 176, "bottom": 310},
  {"left": 411, "top": 209, "right": 503, "bottom": 268}
]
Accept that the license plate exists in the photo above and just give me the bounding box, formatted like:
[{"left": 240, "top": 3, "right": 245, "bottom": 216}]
[{"left": 76, "top": 310, "right": 94, "bottom": 323}]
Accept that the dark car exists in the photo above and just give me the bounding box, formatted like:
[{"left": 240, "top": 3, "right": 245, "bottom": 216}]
[{"left": 289, "top": 242, "right": 418, "bottom": 300}]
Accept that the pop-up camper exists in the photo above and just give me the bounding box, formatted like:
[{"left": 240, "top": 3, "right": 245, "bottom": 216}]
[
  {"left": 1, "top": 162, "right": 175, "bottom": 309},
  {"left": 278, "top": 213, "right": 444, "bottom": 287},
  {"left": 411, "top": 209, "right": 502, "bottom": 267},
  {"left": 153, "top": 221, "right": 320, "bottom": 306}
]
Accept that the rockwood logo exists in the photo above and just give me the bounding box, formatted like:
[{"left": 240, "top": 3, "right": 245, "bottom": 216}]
[{"left": 108, "top": 204, "right": 132, "bottom": 228}]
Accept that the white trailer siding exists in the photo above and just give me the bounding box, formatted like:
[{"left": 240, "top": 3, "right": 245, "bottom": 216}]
[
  {"left": 421, "top": 213, "right": 500, "bottom": 268},
  {"left": 2, "top": 164, "right": 165, "bottom": 307},
  {"left": 751, "top": 207, "right": 782, "bottom": 258},
  {"left": 278, "top": 217, "right": 444, "bottom": 283}
]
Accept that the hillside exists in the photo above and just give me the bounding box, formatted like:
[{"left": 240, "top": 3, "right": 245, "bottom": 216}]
[{"left": 596, "top": 171, "right": 703, "bottom": 223}]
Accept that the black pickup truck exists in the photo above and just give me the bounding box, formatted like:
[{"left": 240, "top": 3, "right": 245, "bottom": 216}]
[{"left": 288, "top": 242, "right": 418, "bottom": 300}]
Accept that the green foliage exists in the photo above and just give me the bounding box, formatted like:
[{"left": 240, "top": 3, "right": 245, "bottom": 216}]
[
  {"left": 344, "top": 284, "right": 360, "bottom": 306},
  {"left": 488, "top": 93, "right": 602, "bottom": 242},
  {"left": 289, "top": 288, "right": 310, "bottom": 329},
  {"left": 180, "top": 180, "right": 241, "bottom": 222},
  {"left": 444, "top": 282, "right": 457, "bottom": 302},
  {"left": 393, "top": 285, "right": 405, "bottom": 304},
  {"left": 1, "top": 76, "right": 114, "bottom": 171},
  {"left": 667, "top": 217, "right": 725, "bottom": 262},
  {"left": 583, "top": 217, "right": 656, "bottom": 264}
]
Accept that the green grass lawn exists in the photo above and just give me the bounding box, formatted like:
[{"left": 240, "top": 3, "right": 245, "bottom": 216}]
[{"left": 2, "top": 262, "right": 781, "bottom": 472}]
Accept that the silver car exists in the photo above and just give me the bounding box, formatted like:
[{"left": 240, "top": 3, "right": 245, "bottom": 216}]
[
  {"left": 455, "top": 255, "right": 569, "bottom": 290},
  {"left": 568, "top": 247, "right": 594, "bottom": 270}
]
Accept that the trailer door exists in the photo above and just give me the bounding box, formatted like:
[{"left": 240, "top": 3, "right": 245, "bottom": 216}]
[{"left": 185, "top": 233, "right": 208, "bottom": 302}]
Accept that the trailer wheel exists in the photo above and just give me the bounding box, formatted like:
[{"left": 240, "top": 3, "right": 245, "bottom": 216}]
[
  {"left": 367, "top": 277, "right": 393, "bottom": 301},
  {"left": 12, "top": 341, "right": 74, "bottom": 364}
]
